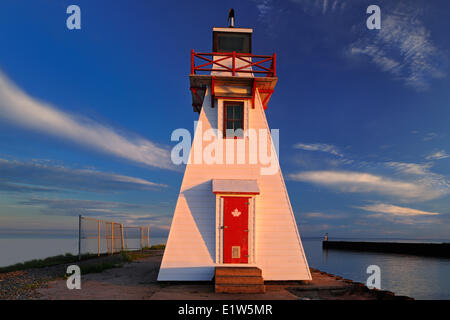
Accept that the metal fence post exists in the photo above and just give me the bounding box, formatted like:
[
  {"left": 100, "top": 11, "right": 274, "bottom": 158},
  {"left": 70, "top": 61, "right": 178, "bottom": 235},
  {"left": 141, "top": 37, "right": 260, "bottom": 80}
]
[
  {"left": 120, "top": 224, "right": 124, "bottom": 251},
  {"left": 124, "top": 227, "right": 127, "bottom": 250},
  {"left": 97, "top": 220, "right": 100, "bottom": 256},
  {"left": 77, "top": 217, "right": 150, "bottom": 255},
  {"left": 78, "top": 215, "right": 81, "bottom": 260},
  {"left": 140, "top": 227, "right": 143, "bottom": 251},
  {"left": 111, "top": 222, "right": 114, "bottom": 255}
]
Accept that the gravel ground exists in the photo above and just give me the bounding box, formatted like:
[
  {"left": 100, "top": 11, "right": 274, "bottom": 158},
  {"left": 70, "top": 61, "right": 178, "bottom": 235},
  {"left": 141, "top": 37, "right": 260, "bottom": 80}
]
[
  {"left": 0, "top": 267, "right": 65, "bottom": 300},
  {"left": 0, "top": 253, "right": 137, "bottom": 300},
  {"left": 0, "top": 270, "right": 48, "bottom": 300}
]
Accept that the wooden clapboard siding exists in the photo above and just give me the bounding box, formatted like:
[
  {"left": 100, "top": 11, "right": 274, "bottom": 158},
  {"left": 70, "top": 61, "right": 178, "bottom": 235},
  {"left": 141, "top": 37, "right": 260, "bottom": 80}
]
[{"left": 157, "top": 88, "right": 311, "bottom": 281}]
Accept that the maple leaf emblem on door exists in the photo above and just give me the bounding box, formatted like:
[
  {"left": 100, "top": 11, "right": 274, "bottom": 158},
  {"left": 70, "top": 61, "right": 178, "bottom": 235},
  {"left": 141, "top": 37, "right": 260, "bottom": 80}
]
[{"left": 231, "top": 209, "right": 241, "bottom": 217}]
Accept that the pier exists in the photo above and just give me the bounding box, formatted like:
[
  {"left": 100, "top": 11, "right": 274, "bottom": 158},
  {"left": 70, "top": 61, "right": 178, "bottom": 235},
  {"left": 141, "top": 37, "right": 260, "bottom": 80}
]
[{"left": 323, "top": 241, "right": 450, "bottom": 258}]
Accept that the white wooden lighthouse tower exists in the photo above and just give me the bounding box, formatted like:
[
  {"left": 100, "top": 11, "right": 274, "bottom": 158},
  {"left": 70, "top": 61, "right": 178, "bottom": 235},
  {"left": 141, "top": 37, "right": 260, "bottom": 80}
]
[{"left": 158, "top": 13, "right": 311, "bottom": 290}]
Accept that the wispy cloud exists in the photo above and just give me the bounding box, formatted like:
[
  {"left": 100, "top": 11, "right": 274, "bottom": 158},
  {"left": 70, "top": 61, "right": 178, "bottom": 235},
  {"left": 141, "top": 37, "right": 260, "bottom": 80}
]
[
  {"left": 303, "top": 212, "right": 347, "bottom": 219},
  {"left": 290, "top": 0, "right": 347, "bottom": 15},
  {"left": 426, "top": 150, "right": 450, "bottom": 161},
  {"left": 0, "top": 70, "right": 173, "bottom": 170},
  {"left": 11, "top": 198, "right": 172, "bottom": 237},
  {"left": 357, "top": 203, "right": 439, "bottom": 216},
  {"left": 423, "top": 132, "right": 438, "bottom": 141},
  {"left": 289, "top": 170, "right": 447, "bottom": 201},
  {"left": 294, "top": 142, "right": 343, "bottom": 157},
  {"left": 0, "top": 158, "right": 166, "bottom": 193},
  {"left": 255, "top": 0, "right": 273, "bottom": 20},
  {"left": 257, "top": 1, "right": 446, "bottom": 90},
  {"left": 350, "top": 3, "right": 446, "bottom": 90},
  {"left": 0, "top": 182, "right": 58, "bottom": 193},
  {"left": 385, "top": 162, "right": 449, "bottom": 197},
  {"left": 21, "top": 198, "right": 141, "bottom": 216},
  {"left": 385, "top": 162, "right": 432, "bottom": 176}
]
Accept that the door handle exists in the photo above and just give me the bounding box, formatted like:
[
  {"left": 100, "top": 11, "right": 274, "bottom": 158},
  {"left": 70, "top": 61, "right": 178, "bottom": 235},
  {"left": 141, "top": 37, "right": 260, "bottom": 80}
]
[
  {"left": 220, "top": 226, "right": 228, "bottom": 229},
  {"left": 244, "top": 230, "right": 249, "bottom": 232}
]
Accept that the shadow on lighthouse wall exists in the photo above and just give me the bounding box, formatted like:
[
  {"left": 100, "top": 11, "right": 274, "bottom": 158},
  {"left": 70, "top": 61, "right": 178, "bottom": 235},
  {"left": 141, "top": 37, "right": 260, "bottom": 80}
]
[{"left": 182, "top": 180, "right": 216, "bottom": 262}]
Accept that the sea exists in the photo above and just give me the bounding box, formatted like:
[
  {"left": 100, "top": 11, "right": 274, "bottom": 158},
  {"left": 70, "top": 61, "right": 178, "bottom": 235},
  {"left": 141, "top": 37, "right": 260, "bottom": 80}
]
[
  {"left": 302, "top": 237, "right": 450, "bottom": 300},
  {"left": 0, "top": 236, "right": 449, "bottom": 300}
]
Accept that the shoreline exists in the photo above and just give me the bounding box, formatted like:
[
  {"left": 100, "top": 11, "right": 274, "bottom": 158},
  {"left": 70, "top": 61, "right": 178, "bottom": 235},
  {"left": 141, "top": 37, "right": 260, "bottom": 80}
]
[
  {"left": 0, "top": 250, "right": 413, "bottom": 300},
  {"left": 302, "top": 268, "right": 413, "bottom": 300},
  {"left": 323, "top": 240, "right": 450, "bottom": 258}
]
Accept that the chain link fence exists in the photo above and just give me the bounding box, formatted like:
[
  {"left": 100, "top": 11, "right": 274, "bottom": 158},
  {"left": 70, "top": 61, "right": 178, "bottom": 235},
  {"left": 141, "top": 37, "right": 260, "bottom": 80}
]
[{"left": 78, "top": 215, "right": 150, "bottom": 257}]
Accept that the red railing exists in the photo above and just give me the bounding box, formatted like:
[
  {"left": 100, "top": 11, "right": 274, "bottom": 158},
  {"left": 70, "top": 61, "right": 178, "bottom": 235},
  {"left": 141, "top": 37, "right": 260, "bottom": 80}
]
[{"left": 191, "top": 50, "right": 276, "bottom": 77}]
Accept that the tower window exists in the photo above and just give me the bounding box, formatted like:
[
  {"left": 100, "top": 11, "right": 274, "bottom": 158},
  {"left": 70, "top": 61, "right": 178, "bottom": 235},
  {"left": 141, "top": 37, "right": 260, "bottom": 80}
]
[
  {"left": 213, "top": 32, "right": 251, "bottom": 53},
  {"left": 224, "top": 101, "right": 244, "bottom": 138}
]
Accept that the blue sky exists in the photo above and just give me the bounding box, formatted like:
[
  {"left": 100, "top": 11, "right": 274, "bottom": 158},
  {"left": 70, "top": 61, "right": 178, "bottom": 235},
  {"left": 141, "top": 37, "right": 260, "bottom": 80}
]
[{"left": 0, "top": 0, "right": 449, "bottom": 240}]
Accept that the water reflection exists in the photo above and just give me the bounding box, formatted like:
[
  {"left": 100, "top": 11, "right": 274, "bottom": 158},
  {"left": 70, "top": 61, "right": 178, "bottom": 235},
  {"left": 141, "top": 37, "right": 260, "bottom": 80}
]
[
  {"left": 322, "top": 244, "right": 328, "bottom": 262},
  {"left": 303, "top": 238, "right": 450, "bottom": 300}
]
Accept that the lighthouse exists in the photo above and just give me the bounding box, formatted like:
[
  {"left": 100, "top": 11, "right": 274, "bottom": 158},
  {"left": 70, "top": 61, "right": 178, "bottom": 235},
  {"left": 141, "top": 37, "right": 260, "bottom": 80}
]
[{"left": 158, "top": 12, "right": 311, "bottom": 292}]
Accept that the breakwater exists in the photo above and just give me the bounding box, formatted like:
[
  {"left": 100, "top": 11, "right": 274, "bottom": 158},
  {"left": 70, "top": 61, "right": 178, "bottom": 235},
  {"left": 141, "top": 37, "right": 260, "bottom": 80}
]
[{"left": 322, "top": 241, "right": 450, "bottom": 258}]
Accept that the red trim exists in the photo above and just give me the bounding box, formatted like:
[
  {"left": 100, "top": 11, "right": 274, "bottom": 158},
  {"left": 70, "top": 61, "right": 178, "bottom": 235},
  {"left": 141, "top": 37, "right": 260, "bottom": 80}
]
[
  {"left": 272, "top": 53, "right": 276, "bottom": 77},
  {"left": 215, "top": 96, "right": 250, "bottom": 100},
  {"left": 232, "top": 51, "right": 236, "bottom": 76},
  {"left": 193, "top": 68, "right": 270, "bottom": 74},
  {"left": 191, "top": 51, "right": 276, "bottom": 77},
  {"left": 262, "top": 93, "right": 271, "bottom": 110},
  {"left": 190, "top": 49, "right": 195, "bottom": 74},
  {"left": 251, "top": 80, "right": 256, "bottom": 109},
  {"left": 196, "top": 55, "right": 231, "bottom": 71},
  {"left": 223, "top": 101, "right": 244, "bottom": 139},
  {"left": 223, "top": 101, "right": 227, "bottom": 137},
  {"left": 235, "top": 56, "right": 272, "bottom": 72},
  {"left": 189, "top": 87, "right": 203, "bottom": 113},
  {"left": 214, "top": 191, "right": 259, "bottom": 195},
  {"left": 210, "top": 76, "right": 215, "bottom": 108},
  {"left": 196, "top": 51, "right": 271, "bottom": 58},
  {"left": 190, "top": 87, "right": 202, "bottom": 100},
  {"left": 258, "top": 89, "right": 274, "bottom": 110}
]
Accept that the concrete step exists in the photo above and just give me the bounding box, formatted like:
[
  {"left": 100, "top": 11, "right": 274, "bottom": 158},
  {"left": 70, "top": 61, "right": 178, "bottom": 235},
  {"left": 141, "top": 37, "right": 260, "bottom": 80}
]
[
  {"left": 215, "top": 267, "right": 262, "bottom": 277},
  {"left": 215, "top": 275, "right": 264, "bottom": 285},
  {"left": 215, "top": 284, "right": 266, "bottom": 294},
  {"left": 214, "top": 267, "right": 265, "bottom": 293}
]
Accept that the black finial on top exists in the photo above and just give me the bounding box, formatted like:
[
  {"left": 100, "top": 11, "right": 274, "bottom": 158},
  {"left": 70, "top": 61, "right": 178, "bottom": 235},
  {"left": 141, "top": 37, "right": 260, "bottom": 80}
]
[{"left": 228, "top": 8, "right": 235, "bottom": 28}]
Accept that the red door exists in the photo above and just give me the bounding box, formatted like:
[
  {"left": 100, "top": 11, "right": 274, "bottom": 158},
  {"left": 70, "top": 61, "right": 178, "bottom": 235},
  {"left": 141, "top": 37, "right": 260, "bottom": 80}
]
[{"left": 223, "top": 197, "right": 249, "bottom": 263}]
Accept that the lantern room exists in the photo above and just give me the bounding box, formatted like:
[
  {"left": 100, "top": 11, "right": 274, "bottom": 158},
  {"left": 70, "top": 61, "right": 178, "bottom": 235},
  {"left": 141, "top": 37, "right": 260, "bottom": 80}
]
[
  {"left": 190, "top": 25, "right": 277, "bottom": 114},
  {"left": 213, "top": 27, "right": 252, "bottom": 53}
]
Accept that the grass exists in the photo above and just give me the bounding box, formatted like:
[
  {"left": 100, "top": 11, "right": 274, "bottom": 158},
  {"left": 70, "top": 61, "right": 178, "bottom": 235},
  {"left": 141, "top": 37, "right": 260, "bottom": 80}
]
[
  {"left": 79, "top": 261, "right": 122, "bottom": 275},
  {"left": 120, "top": 250, "right": 135, "bottom": 262},
  {"left": 120, "top": 250, "right": 151, "bottom": 262},
  {"left": 0, "top": 245, "right": 165, "bottom": 275},
  {"left": 0, "top": 253, "right": 94, "bottom": 274},
  {"left": 149, "top": 243, "right": 166, "bottom": 250},
  {"left": 64, "top": 250, "right": 148, "bottom": 277}
]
